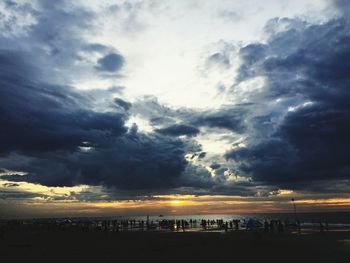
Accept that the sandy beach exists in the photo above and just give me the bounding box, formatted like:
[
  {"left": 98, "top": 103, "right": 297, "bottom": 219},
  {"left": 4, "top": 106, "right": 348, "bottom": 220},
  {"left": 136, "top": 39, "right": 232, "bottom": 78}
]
[{"left": 1, "top": 225, "right": 350, "bottom": 263}]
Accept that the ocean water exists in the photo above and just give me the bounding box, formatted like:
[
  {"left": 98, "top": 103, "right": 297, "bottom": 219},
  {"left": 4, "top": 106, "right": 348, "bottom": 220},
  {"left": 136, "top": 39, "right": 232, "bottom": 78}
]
[
  {"left": 110, "top": 212, "right": 349, "bottom": 222},
  {"left": 7, "top": 212, "right": 350, "bottom": 229},
  {"left": 106, "top": 212, "right": 350, "bottom": 228}
]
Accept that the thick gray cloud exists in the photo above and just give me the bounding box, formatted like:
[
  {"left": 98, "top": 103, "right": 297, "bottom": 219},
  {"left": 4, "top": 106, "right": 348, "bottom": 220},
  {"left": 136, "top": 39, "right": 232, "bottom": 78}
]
[
  {"left": 0, "top": 51, "right": 127, "bottom": 153},
  {"left": 0, "top": 0, "right": 125, "bottom": 85},
  {"left": 114, "top": 97, "right": 132, "bottom": 111},
  {"left": 0, "top": 1, "right": 214, "bottom": 195},
  {"left": 96, "top": 53, "right": 125, "bottom": 72},
  {"left": 133, "top": 97, "right": 248, "bottom": 134},
  {"left": 0, "top": 48, "right": 213, "bottom": 192},
  {"left": 333, "top": 0, "right": 350, "bottom": 16},
  {"left": 191, "top": 108, "right": 246, "bottom": 133},
  {"left": 155, "top": 124, "right": 200, "bottom": 137},
  {"left": 1, "top": 0, "right": 350, "bottom": 202},
  {"left": 226, "top": 16, "right": 350, "bottom": 191}
]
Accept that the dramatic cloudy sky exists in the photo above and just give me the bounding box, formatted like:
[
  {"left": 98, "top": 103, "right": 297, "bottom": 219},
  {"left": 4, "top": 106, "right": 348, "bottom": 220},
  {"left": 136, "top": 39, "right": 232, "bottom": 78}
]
[{"left": 1, "top": 0, "right": 350, "bottom": 218}]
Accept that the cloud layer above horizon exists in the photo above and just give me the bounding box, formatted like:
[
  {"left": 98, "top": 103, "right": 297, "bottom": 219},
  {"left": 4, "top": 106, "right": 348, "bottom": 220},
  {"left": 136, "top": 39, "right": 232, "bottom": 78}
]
[{"left": 1, "top": 0, "right": 350, "bottom": 211}]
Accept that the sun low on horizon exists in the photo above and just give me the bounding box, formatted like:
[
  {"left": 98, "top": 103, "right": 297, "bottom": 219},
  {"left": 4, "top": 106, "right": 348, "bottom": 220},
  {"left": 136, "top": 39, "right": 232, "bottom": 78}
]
[{"left": 1, "top": 0, "right": 350, "bottom": 219}]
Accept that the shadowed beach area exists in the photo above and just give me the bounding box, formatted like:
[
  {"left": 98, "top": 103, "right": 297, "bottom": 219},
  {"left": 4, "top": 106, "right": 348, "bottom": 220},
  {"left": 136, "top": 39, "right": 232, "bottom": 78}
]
[{"left": 1, "top": 223, "right": 350, "bottom": 263}]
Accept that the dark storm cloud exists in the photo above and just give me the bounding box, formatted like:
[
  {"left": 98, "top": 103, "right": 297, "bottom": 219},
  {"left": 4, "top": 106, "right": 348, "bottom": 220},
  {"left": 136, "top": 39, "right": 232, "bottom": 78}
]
[
  {"left": 0, "top": 0, "right": 125, "bottom": 83},
  {"left": 333, "top": 0, "right": 350, "bottom": 16},
  {"left": 0, "top": 133, "right": 190, "bottom": 190},
  {"left": 28, "top": 0, "right": 95, "bottom": 66},
  {"left": 210, "top": 163, "right": 221, "bottom": 170},
  {"left": 0, "top": 51, "right": 127, "bottom": 153},
  {"left": 133, "top": 97, "right": 247, "bottom": 133},
  {"left": 114, "top": 97, "right": 132, "bottom": 111},
  {"left": 0, "top": 1, "right": 215, "bottom": 195},
  {"left": 198, "top": 152, "right": 206, "bottom": 159},
  {"left": 0, "top": 0, "right": 244, "bottom": 202},
  {"left": 0, "top": 49, "right": 211, "bottom": 191},
  {"left": 192, "top": 108, "right": 246, "bottom": 133},
  {"left": 96, "top": 53, "right": 125, "bottom": 72},
  {"left": 3, "top": 0, "right": 349, "bottom": 201},
  {"left": 155, "top": 124, "right": 200, "bottom": 137},
  {"left": 226, "top": 17, "right": 350, "bottom": 191}
]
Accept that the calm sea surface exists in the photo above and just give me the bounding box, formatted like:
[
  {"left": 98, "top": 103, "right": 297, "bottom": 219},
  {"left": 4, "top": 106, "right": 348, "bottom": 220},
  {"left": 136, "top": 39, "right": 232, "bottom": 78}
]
[
  {"left": 6, "top": 212, "right": 350, "bottom": 228},
  {"left": 106, "top": 212, "right": 350, "bottom": 226}
]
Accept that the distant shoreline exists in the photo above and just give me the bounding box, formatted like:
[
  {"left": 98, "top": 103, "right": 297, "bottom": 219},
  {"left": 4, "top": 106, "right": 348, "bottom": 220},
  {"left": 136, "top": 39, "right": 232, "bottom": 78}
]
[{"left": 2, "top": 210, "right": 350, "bottom": 220}]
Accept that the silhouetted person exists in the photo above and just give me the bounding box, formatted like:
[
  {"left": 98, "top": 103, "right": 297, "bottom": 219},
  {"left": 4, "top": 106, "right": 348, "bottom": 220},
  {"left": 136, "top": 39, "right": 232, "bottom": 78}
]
[
  {"left": 278, "top": 220, "right": 284, "bottom": 233},
  {"left": 319, "top": 222, "right": 324, "bottom": 232},
  {"left": 201, "top": 220, "right": 206, "bottom": 230},
  {"left": 235, "top": 220, "right": 239, "bottom": 231},
  {"left": 264, "top": 221, "right": 269, "bottom": 232},
  {"left": 268, "top": 220, "right": 272, "bottom": 233},
  {"left": 112, "top": 220, "right": 116, "bottom": 232}
]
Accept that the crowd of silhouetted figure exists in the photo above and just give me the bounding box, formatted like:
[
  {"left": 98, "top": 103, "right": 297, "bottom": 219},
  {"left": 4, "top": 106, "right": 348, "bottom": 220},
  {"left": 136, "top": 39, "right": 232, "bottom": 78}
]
[{"left": 0, "top": 217, "right": 332, "bottom": 238}]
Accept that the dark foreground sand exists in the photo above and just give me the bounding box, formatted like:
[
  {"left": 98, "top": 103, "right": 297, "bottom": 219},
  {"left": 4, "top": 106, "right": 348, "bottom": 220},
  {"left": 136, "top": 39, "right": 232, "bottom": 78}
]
[{"left": 1, "top": 227, "right": 350, "bottom": 263}]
